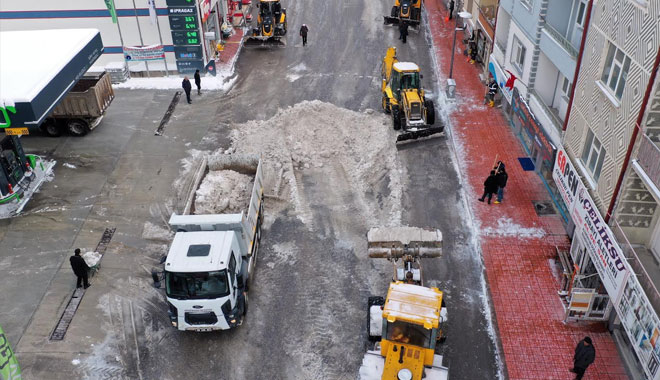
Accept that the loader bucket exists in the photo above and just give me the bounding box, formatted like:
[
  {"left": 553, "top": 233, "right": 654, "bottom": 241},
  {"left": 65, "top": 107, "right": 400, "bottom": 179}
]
[
  {"left": 367, "top": 227, "right": 442, "bottom": 259},
  {"left": 396, "top": 126, "right": 445, "bottom": 143},
  {"left": 384, "top": 16, "right": 421, "bottom": 27},
  {"left": 244, "top": 36, "right": 286, "bottom": 48}
]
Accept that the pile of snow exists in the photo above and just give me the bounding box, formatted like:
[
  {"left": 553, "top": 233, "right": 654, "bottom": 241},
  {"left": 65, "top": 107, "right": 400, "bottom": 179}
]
[
  {"left": 227, "top": 100, "right": 403, "bottom": 225},
  {"left": 194, "top": 170, "right": 253, "bottom": 214},
  {"left": 482, "top": 217, "right": 545, "bottom": 238},
  {"left": 63, "top": 163, "right": 77, "bottom": 169},
  {"left": 141, "top": 221, "right": 173, "bottom": 241},
  {"left": 82, "top": 251, "right": 102, "bottom": 267},
  {"left": 113, "top": 70, "right": 236, "bottom": 91}
]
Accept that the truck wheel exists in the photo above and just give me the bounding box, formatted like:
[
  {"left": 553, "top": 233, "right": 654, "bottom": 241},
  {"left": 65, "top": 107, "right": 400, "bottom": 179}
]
[
  {"left": 242, "top": 292, "right": 248, "bottom": 316},
  {"left": 425, "top": 99, "right": 436, "bottom": 125},
  {"left": 382, "top": 96, "right": 390, "bottom": 113},
  {"left": 42, "top": 121, "right": 62, "bottom": 137},
  {"left": 67, "top": 119, "right": 90, "bottom": 136},
  {"left": 391, "top": 6, "right": 399, "bottom": 17},
  {"left": 392, "top": 106, "right": 401, "bottom": 130}
]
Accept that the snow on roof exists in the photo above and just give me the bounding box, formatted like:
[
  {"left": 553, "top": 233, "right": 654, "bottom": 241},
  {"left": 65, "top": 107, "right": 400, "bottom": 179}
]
[
  {"left": 383, "top": 283, "right": 443, "bottom": 328},
  {"left": 165, "top": 231, "right": 234, "bottom": 273},
  {"left": 0, "top": 29, "right": 100, "bottom": 105},
  {"left": 393, "top": 62, "right": 419, "bottom": 72}
]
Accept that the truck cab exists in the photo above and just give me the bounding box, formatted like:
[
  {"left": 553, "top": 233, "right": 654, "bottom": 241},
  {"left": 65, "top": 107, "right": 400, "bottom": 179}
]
[{"left": 164, "top": 230, "right": 247, "bottom": 331}]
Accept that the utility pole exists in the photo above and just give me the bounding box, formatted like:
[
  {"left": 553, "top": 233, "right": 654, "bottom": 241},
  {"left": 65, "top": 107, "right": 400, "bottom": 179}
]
[{"left": 132, "top": 0, "right": 150, "bottom": 77}]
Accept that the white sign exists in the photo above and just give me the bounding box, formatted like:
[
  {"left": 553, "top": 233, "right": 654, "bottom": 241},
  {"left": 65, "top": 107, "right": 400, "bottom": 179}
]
[{"left": 123, "top": 45, "right": 165, "bottom": 61}]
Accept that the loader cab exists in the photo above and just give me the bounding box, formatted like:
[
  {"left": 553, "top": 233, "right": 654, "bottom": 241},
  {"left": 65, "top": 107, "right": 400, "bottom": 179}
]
[{"left": 390, "top": 63, "right": 421, "bottom": 102}]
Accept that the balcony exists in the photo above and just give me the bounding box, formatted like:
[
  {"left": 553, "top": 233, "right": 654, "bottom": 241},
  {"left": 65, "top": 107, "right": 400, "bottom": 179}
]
[
  {"left": 539, "top": 22, "right": 578, "bottom": 79},
  {"left": 638, "top": 134, "right": 660, "bottom": 191},
  {"left": 528, "top": 89, "right": 564, "bottom": 146}
]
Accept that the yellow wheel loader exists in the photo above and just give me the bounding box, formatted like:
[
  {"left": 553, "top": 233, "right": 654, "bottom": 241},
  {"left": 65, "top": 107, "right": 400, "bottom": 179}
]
[
  {"left": 384, "top": 0, "right": 422, "bottom": 29},
  {"left": 358, "top": 227, "right": 449, "bottom": 380},
  {"left": 381, "top": 47, "right": 443, "bottom": 143},
  {"left": 245, "top": 0, "right": 287, "bottom": 48}
]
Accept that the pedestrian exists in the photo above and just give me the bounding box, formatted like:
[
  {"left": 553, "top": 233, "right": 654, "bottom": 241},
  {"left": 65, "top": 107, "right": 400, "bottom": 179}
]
[
  {"left": 182, "top": 76, "right": 192, "bottom": 104},
  {"left": 478, "top": 170, "right": 499, "bottom": 204},
  {"left": 194, "top": 69, "right": 201, "bottom": 95},
  {"left": 70, "top": 248, "right": 90, "bottom": 289},
  {"left": 448, "top": 0, "right": 455, "bottom": 20},
  {"left": 467, "top": 33, "right": 477, "bottom": 64},
  {"left": 494, "top": 162, "right": 507, "bottom": 204},
  {"left": 399, "top": 22, "right": 409, "bottom": 44},
  {"left": 299, "top": 24, "right": 309, "bottom": 46},
  {"left": 571, "top": 336, "right": 595, "bottom": 380},
  {"left": 485, "top": 79, "right": 499, "bottom": 107}
]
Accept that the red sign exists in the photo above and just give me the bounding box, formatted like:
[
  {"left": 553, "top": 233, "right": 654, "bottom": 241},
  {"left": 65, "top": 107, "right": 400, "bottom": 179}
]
[{"left": 201, "top": 0, "right": 212, "bottom": 23}]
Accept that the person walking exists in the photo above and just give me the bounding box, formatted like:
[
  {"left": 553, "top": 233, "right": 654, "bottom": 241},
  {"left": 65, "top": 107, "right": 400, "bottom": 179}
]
[
  {"left": 486, "top": 79, "right": 499, "bottom": 108},
  {"left": 182, "top": 76, "right": 192, "bottom": 104},
  {"left": 478, "top": 170, "right": 499, "bottom": 204},
  {"left": 194, "top": 69, "right": 201, "bottom": 95},
  {"left": 399, "top": 22, "right": 409, "bottom": 44},
  {"left": 494, "top": 162, "right": 508, "bottom": 204},
  {"left": 70, "top": 248, "right": 90, "bottom": 289},
  {"left": 299, "top": 24, "right": 309, "bottom": 46},
  {"left": 571, "top": 337, "right": 595, "bottom": 380},
  {"left": 448, "top": 0, "right": 455, "bottom": 20}
]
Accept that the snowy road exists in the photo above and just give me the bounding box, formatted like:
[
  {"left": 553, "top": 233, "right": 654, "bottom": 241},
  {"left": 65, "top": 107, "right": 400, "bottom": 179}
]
[{"left": 4, "top": 0, "right": 499, "bottom": 379}]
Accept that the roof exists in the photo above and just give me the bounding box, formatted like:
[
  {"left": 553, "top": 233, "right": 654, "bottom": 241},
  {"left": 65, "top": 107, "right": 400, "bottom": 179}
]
[
  {"left": 0, "top": 29, "right": 103, "bottom": 127},
  {"left": 393, "top": 62, "right": 419, "bottom": 72},
  {"left": 165, "top": 231, "right": 234, "bottom": 273},
  {"left": 382, "top": 282, "right": 443, "bottom": 329}
]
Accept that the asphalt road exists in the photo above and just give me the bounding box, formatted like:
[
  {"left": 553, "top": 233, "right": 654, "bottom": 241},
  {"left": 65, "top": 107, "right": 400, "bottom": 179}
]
[{"left": 4, "top": 0, "right": 499, "bottom": 379}]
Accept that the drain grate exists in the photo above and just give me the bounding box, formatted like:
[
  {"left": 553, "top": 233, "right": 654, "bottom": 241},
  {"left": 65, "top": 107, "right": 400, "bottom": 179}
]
[
  {"left": 155, "top": 92, "right": 181, "bottom": 136},
  {"left": 533, "top": 200, "right": 556, "bottom": 216},
  {"left": 50, "top": 227, "right": 116, "bottom": 341}
]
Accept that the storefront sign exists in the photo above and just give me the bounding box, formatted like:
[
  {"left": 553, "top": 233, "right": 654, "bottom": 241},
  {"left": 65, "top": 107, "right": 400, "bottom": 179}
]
[
  {"left": 169, "top": 15, "right": 198, "bottom": 30},
  {"left": 123, "top": 45, "right": 165, "bottom": 61},
  {"left": 200, "top": 0, "right": 212, "bottom": 23},
  {"left": 171, "top": 30, "right": 201, "bottom": 45},
  {"left": 168, "top": 6, "right": 196, "bottom": 15},
  {"left": 175, "top": 60, "right": 205, "bottom": 74},
  {"left": 512, "top": 87, "right": 555, "bottom": 162},
  {"left": 174, "top": 45, "right": 203, "bottom": 60}
]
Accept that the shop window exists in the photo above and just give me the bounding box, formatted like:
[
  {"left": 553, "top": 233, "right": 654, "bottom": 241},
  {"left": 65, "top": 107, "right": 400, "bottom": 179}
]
[
  {"left": 511, "top": 37, "right": 526, "bottom": 73},
  {"left": 575, "top": 0, "right": 587, "bottom": 28},
  {"left": 580, "top": 128, "right": 606, "bottom": 182},
  {"left": 561, "top": 76, "right": 572, "bottom": 100},
  {"left": 600, "top": 42, "right": 631, "bottom": 100}
]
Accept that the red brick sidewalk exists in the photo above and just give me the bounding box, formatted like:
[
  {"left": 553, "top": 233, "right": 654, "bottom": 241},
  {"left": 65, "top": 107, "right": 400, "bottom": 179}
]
[
  {"left": 217, "top": 27, "right": 245, "bottom": 70},
  {"left": 423, "top": 1, "right": 629, "bottom": 379}
]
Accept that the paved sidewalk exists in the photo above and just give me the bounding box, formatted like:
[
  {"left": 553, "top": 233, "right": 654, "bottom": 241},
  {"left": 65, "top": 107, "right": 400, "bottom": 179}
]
[
  {"left": 424, "top": 1, "right": 629, "bottom": 379},
  {"left": 217, "top": 27, "right": 245, "bottom": 70}
]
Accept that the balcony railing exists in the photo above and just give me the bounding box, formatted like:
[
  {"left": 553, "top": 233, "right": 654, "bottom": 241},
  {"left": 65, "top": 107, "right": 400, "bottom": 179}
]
[
  {"left": 542, "top": 22, "right": 578, "bottom": 59},
  {"left": 529, "top": 89, "right": 564, "bottom": 133},
  {"left": 612, "top": 221, "right": 660, "bottom": 316},
  {"left": 638, "top": 134, "right": 660, "bottom": 190}
]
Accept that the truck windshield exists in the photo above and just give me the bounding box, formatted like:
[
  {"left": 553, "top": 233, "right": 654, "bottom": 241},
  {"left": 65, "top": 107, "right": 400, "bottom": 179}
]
[
  {"left": 386, "top": 320, "right": 432, "bottom": 348},
  {"left": 401, "top": 73, "right": 420, "bottom": 90},
  {"left": 165, "top": 271, "right": 229, "bottom": 299}
]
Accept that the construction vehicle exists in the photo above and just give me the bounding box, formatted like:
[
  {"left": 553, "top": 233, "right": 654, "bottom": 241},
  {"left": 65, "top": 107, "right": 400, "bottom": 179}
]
[
  {"left": 381, "top": 47, "right": 442, "bottom": 143},
  {"left": 359, "top": 227, "right": 449, "bottom": 380},
  {"left": 245, "top": 0, "right": 287, "bottom": 48},
  {"left": 152, "top": 155, "right": 264, "bottom": 331},
  {"left": 384, "top": 0, "right": 422, "bottom": 29}
]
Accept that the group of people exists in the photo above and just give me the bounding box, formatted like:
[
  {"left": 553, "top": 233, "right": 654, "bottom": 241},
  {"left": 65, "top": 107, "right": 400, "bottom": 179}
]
[
  {"left": 479, "top": 160, "right": 508, "bottom": 204},
  {"left": 181, "top": 69, "right": 203, "bottom": 104}
]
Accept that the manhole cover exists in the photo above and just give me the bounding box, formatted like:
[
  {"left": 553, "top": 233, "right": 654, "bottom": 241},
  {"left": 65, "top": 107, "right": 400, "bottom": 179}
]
[{"left": 533, "top": 200, "right": 556, "bottom": 216}]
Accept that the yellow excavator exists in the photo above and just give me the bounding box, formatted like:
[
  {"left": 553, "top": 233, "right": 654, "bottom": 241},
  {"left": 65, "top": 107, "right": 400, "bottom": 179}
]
[
  {"left": 359, "top": 227, "right": 449, "bottom": 380},
  {"left": 245, "top": 0, "right": 287, "bottom": 48},
  {"left": 381, "top": 47, "right": 442, "bottom": 143},
  {"left": 384, "top": 0, "right": 422, "bottom": 29}
]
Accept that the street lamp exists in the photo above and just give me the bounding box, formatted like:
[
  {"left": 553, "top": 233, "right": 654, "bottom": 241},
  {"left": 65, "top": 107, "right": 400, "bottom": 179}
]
[{"left": 447, "top": 11, "right": 472, "bottom": 98}]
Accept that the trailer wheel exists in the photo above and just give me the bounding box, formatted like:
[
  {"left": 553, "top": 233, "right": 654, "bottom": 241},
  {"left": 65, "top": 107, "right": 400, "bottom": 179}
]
[
  {"left": 42, "top": 121, "right": 62, "bottom": 137},
  {"left": 392, "top": 106, "right": 402, "bottom": 130},
  {"left": 67, "top": 119, "right": 90, "bottom": 136},
  {"left": 424, "top": 99, "right": 436, "bottom": 126}
]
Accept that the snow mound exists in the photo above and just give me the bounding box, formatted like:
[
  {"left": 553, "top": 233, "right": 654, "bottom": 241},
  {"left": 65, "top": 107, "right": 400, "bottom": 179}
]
[
  {"left": 141, "top": 221, "right": 173, "bottom": 241},
  {"left": 82, "top": 251, "right": 102, "bottom": 267},
  {"left": 194, "top": 170, "right": 253, "bottom": 214},
  {"left": 482, "top": 217, "right": 545, "bottom": 238},
  {"left": 63, "top": 163, "right": 77, "bottom": 169}
]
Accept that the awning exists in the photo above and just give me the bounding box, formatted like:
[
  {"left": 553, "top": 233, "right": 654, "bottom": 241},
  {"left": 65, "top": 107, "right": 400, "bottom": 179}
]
[{"left": 0, "top": 29, "right": 103, "bottom": 129}]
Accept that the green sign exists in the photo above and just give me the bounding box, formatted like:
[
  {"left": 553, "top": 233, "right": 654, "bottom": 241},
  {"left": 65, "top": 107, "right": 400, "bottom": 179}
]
[
  {"left": 104, "top": 0, "right": 118, "bottom": 24},
  {"left": 0, "top": 106, "right": 17, "bottom": 129},
  {"left": 0, "top": 326, "right": 21, "bottom": 380},
  {"left": 169, "top": 15, "right": 198, "bottom": 31},
  {"left": 171, "top": 31, "right": 200, "bottom": 45}
]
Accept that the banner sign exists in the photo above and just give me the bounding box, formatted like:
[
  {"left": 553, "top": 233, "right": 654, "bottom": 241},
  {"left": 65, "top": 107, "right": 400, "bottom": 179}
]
[
  {"left": 0, "top": 325, "right": 21, "bottom": 380},
  {"left": 200, "top": 0, "right": 212, "bottom": 23},
  {"left": 123, "top": 45, "right": 165, "bottom": 61}
]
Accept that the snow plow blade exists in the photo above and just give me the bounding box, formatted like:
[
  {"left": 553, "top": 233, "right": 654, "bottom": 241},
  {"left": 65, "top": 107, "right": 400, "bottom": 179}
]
[
  {"left": 243, "top": 36, "right": 286, "bottom": 48},
  {"left": 367, "top": 226, "right": 442, "bottom": 258},
  {"left": 396, "top": 126, "right": 445, "bottom": 143},
  {"left": 383, "top": 16, "right": 420, "bottom": 27}
]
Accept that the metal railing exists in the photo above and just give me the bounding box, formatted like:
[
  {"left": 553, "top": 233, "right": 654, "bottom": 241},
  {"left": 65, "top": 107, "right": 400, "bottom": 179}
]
[
  {"left": 638, "top": 133, "right": 660, "bottom": 190},
  {"left": 529, "top": 89, "right": 564, "bottom": 133},
  {"left": 612, "top": 221, "right": 660, "bottom": 315},
  {"left": 542, "top": 22, "right": 579, "bottom": 59}
]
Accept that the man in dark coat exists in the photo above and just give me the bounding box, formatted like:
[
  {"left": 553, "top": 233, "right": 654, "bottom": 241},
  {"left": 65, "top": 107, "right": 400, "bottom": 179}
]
[
  {"left": 494, "top": 162, "right": 508, "bottom": 204},
  {"left": 486, "top": 79, "right": 499, "bottom": 107},
  {"left": 448, "top": 0, "right": 455, "bottom": 20},
  {"left": 70, "top": 248, "right": 90, "bottom": 289},
  {"left": 182, "top": 76, "right": 192, "bottom": 104},
  {"left": 571, "top": 336, "right": 595, "bottom": 380},
  {"left": 194, "top": 69, "right": 201, "bottom": 95},
  {"left": 478, "top": 170, "right": 499, "bottom": 204},
  {"left": 399, "top": 22, "right": 409, "bottom": 44},
  {"left": 299, "top": 24, "right": 309, "bottom": 46}
]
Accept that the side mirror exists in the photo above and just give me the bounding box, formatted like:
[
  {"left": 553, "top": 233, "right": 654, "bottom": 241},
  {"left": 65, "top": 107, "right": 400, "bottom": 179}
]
[
  {"left": 420, "top": 74, "right": 424, "bottom": 79},
  {"left": 151, "top": 270, "right": 162, "bottom": 289}
]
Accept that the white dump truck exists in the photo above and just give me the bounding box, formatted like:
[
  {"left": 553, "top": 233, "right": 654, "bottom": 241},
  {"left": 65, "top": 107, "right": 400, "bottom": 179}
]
[{"left": 153, "top": 155, "right": 264, "bottom": 331}]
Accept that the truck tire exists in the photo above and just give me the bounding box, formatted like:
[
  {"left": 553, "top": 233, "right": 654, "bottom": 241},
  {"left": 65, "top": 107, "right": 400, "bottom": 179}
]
[
  {"left": 242, "top": 292, "right": 248, "bottom": 316},
  {"left": 392, "top": 106, "right": 402, "bottom": 130},
  {"left": 391, "top": 6, "right": 399, "bottom": 18},
  {"left": 382, "top": 95, "right": 390, "bottom": 113},
  {"left": 425, "top": 99, "right": 436, "bottom": 125},
  {"left": 67, "top": 119, "right": 90, "bottom": 136},
  {"left": 42, "top": 121, "right": 62, "bottom": 137}
]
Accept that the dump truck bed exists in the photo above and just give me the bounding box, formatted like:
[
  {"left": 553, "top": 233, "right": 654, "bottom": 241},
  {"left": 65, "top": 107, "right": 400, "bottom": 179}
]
[{"left": 50, "top": 72, "right": 114, "bottom": 119}]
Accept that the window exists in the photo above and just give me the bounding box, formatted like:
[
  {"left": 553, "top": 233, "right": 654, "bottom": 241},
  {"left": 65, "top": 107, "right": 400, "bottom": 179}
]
[
  {"left": 601, "top": 42, "right": 631, "bottom": 100},
  {"left": 575, "top": 0, "right": 587, "bottom": 28},
  {"left": 561, "top": 76, "right": 572, "bottom": 99},
  {"left": 511, "top": 37, "right": 526, "bottom": 72},
  {"left": 229, "top": 253, "right": 236, "bottom": 285},
  {"left": 580, "top": 128, "right": 606, "bottom": 181}
]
